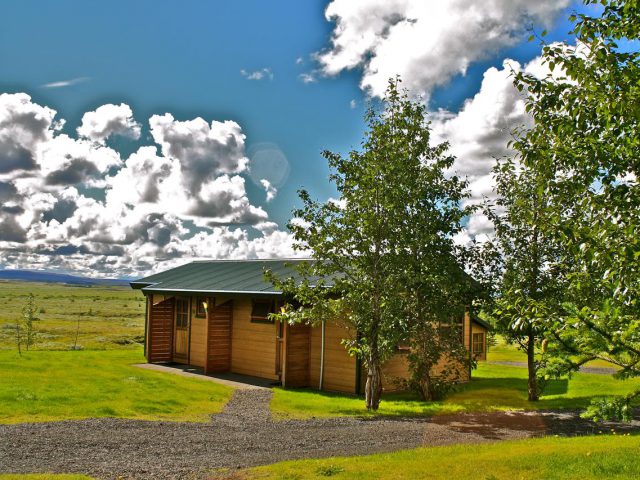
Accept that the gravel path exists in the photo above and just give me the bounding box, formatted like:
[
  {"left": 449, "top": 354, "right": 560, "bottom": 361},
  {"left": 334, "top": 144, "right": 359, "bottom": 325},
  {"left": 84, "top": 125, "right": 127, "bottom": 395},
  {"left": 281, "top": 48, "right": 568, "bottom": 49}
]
[
  {"left": 2, "top": 389, "right": 639, "bottom": 480},
  {"left": 488, "top": 360, "right": 618, "bottom": 375}
]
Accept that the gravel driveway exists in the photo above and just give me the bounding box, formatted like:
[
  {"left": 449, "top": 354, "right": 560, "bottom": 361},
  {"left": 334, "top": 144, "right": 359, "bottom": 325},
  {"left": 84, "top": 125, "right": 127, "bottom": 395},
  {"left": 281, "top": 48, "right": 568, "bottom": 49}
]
[{"left": 2, "top": 389, "right": 639, "bottom": 480}]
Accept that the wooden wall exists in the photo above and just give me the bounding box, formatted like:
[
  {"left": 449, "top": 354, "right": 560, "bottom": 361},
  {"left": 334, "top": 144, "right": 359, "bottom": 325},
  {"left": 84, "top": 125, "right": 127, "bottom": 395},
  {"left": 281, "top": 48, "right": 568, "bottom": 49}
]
[
  {"left": 189, "top": 300, "right": 207, "bottom": 367},
  {"left": 472, "top": 323, "right": 487, "bottom": 361},
  {"left": 283, "top": 323, "right": 310, "bottom": 387},
  {"left": 206, "top": 299, "right": 233, "bottom": 373},
  {"left": 309, "top": 321, "right": 357, "bottom": 393},
  {"left": 147, "top": 296, "right": 174, "bottom": 363},
  {"left": 230, "top": 297, "right": 279, "bottom": 380},
  {"left": 381, "top": 354, "right": 410, "bottom": 392}
]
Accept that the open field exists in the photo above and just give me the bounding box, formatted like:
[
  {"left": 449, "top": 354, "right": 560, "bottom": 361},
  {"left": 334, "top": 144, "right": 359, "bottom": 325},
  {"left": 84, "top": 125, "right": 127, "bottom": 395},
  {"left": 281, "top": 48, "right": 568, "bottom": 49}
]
[
  {"left": 271, "top": 362, "right": 640, "bottom": 419},
  {"left": 0, "top": 281, "right": 145, "bottom": 351},
  {"left": 244, "top": 434, "right": 640, "bottom": 480},
  {"left": 0, "top": 349, "right": 233, "bottom": 424}
]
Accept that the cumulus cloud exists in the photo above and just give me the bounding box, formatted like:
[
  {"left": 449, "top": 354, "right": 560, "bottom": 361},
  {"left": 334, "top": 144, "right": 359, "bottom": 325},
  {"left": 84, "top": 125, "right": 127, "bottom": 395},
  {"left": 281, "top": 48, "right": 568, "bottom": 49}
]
[
  {"left": 77, "top": 103, "right": 141, "bottom": 144},
  {"left": 430, "top": 56, "right": 550, "bottom": 239},
  {"left": 0, "top": 93, "right": 58, "bottom": 177},
  {"left": 0, "top": 94, "right": 301, "bottom": 277},
  {"left": 317, "top": 0, "right": 568, "bottom": 98}
]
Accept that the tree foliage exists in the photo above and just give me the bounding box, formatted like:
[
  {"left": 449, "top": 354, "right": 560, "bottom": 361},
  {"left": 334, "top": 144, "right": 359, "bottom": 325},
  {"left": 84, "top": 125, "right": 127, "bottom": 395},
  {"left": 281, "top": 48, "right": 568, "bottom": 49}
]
[
  {"left": 480, "top": 158, "right": 572, "bottom": 401},
  {"left": 270, "top": 79, "right": 474, "bottom": 409},
  {"left": 511, "top": 0, "right": 640, "bottom": 418}
]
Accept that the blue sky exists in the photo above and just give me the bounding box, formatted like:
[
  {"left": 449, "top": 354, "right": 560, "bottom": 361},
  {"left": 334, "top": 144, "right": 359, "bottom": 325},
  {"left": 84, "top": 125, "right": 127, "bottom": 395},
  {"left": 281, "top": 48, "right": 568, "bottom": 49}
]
[{"left": 0, "top": 0, "right": 585, "bottom": 276}]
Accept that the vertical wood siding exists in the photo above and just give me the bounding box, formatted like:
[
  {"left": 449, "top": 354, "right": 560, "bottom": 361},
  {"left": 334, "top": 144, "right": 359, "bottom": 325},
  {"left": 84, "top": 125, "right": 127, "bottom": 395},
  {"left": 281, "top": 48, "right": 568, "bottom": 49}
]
[
  {"left": 230, "top": 297, "right": 279, "bottom": 380},
  {"left": 147, "top": 297, "right": 175, "bottom": 363},
  {"left": 309, "top": 322, "right": 357, "bottom": 393},
  {"left": 206, "top": 300, "right": 233, "bottom": 373},
  {"left": 283, "top": 323, "right": 311, "bottom": 387}
]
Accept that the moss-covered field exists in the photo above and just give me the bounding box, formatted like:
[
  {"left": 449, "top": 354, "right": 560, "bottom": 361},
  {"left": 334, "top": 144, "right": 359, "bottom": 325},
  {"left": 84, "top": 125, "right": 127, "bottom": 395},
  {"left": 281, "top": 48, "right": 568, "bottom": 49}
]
[{"left": 0, "top": 280, "right": 145, "bottom": 351}]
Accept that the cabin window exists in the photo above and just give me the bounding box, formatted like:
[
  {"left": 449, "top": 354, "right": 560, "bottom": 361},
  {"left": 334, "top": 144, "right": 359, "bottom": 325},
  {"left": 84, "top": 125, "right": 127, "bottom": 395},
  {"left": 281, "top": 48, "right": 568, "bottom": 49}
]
[
  {"left": 175, "top": 298, "right": 189, "bottom": 329},
  {"left": 472, "top": 332, "right": 485, "bottom": 355},
  {"left": 195, "top": 297, "right": 207, "bottom": 318},
  {"left": 251, "top": 299, "right": 275, "bottom": 324}
]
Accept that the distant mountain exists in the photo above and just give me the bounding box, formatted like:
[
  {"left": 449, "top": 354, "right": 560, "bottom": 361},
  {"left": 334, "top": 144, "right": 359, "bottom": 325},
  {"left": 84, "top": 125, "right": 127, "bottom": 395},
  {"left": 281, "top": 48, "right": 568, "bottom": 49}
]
[{"left": 0, "top": 269, "right": 132, "bottom": 286}]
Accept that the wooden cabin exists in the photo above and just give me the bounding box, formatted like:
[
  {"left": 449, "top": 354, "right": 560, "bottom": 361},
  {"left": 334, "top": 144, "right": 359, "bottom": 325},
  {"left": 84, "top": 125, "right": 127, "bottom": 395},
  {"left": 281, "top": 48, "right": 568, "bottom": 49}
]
[{"left": 130, "top": 259, "right": 489, "bottom": 394}]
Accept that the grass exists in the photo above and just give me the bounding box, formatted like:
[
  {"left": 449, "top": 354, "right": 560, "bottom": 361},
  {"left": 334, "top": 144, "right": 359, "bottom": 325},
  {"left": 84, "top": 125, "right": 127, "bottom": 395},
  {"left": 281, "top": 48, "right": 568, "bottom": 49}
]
[
  {"left": 271, "top": 362, "right": 640, "bottom": 419},
  {"left": 0, "top": 349, "right": 233, "bottom": 423},
  {"left": 243, "top": 435, "right": 640, "bottom": 480},
  {"left": 0, "top": 281, "right": 145, "bottom": 351}
]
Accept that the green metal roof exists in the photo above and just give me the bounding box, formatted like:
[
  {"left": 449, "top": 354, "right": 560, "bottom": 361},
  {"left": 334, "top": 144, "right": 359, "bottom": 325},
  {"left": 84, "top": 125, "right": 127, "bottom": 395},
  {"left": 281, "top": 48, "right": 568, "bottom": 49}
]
[
  {"left": 471, "top": 316, "right": 492, "bottom": 330},
  {"left": 130, "top": 259, "right": 312, "bottom": 295}
]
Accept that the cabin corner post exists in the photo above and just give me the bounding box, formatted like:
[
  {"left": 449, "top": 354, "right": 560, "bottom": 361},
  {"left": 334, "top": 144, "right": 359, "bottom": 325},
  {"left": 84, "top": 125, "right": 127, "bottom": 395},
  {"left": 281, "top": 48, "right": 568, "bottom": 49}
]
[{"left": 144, "top": 294, "right": 150, "bottom": 360}]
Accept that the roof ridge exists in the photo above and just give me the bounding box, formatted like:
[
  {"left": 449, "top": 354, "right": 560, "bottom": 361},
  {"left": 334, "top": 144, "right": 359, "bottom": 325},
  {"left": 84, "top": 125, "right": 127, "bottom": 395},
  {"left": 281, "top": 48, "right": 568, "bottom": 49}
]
[{"left": 191, "top": 258, "right": 312, "bottom": 263}]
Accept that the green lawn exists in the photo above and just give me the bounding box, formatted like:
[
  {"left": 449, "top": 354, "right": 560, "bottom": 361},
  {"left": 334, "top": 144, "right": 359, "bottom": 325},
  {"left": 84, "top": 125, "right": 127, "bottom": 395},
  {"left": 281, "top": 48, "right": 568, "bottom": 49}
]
[
  {"left": 0, "top": 281, "right": 145, "bottom": 351},
  {"left": 0, "top": 349, "right": 233, "bottom": 423},
  {"left": 244, "top": 435, "right": 640, "bottom": 480},
  {"left": 271, "top": 362, "right": 640, "bottom": 419}
]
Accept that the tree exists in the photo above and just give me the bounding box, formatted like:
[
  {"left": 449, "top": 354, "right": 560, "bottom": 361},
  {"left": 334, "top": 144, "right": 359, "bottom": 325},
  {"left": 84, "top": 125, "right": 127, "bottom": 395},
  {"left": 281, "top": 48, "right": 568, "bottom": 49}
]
[
  {"left": 384, "top": 85, "right": 475, "bottom": 401},
  {"left": 483, "top": 158, "right": 572, "bottom": 401},
  {"left": 511, "top": 0, "right": 640, "bottom": 417},
  {"left": 21, "top": 293, "right": 39, "bottom": 351},
  {"left": 271, "top": 79, "right": 473, "bottom": 409}
]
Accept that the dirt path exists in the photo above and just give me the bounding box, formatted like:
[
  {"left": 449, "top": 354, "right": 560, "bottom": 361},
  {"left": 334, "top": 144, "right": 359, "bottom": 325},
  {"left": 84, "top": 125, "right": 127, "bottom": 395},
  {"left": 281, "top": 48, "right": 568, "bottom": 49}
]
[{"left": 2, "top": 389, "right": 639, "bottom": 480}]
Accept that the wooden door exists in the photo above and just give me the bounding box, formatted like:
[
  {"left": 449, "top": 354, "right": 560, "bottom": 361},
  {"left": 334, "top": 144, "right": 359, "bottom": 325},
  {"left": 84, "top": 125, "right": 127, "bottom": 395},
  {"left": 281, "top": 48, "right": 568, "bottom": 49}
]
[
  {"left": 147, "top": 296, "right": 175, "bottom": 363},
  {"left": 205, "top": 299, "right": 233, "bottom": 373},
  {"left": 282, "top": 323, "right": 311, "bottom": 388},
  {"left": 173, "top": 297, "right": 190, "bottom": 363}
]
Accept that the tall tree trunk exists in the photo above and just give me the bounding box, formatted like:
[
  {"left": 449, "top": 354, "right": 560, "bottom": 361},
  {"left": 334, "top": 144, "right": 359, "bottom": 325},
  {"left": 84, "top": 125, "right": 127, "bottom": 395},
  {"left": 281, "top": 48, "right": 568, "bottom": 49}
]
[
  {"left": 365, "top": 351, "right": 383, "bottom": 410},
  {"left": 527, "top": 331, "right": 539, "bottom": 401}
]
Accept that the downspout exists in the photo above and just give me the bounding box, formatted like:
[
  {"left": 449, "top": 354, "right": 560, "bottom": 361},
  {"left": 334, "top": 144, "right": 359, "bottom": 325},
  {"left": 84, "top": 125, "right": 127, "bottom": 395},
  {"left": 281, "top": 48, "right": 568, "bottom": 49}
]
[
  {"left": 355, "top": 330, "right": 362, "bottom": 395},
  {"left": 319, "top": 319, "right": 326, "bottom": 390}
]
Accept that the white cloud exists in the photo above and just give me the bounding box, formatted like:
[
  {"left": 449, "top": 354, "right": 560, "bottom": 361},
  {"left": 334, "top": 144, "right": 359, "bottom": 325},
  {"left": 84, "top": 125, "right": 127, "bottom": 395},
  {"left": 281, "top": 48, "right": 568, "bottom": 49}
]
[
  {"left": 260, "top": 179, "right": 277, "bottom": 202},
  {"left": 299, "top": 73, "right": 317, "bottom": 84},
  {"left": 240, "top": 68, "right": 274, "bottom": 81},
  {"left": 41, "top": 77, "right": 89, "bottom": 89},
  {"left": 317, "top": 0, "right": 568, "bottom": 98},
  {"left": 349, "top": 99, "right": 357, "bottom": 109},
  {"left": 77, "top": 103, "right": 141, "bottom": 144},
  {"left": 0, "top": 93, "right": 58, "bottom": 177},
  {"left": 0, "top": 94, "right": 299, "bottom": 277},
  {"left": 430, "top": 56, "right": 550, "bottom": 240}
]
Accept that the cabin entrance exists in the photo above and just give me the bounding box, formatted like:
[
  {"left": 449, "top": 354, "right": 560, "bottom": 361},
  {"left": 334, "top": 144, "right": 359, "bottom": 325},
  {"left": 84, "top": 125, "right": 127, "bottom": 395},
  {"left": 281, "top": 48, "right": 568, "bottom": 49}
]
[{"left": 173, "top": 297, "right": 190, "bottom": 363}]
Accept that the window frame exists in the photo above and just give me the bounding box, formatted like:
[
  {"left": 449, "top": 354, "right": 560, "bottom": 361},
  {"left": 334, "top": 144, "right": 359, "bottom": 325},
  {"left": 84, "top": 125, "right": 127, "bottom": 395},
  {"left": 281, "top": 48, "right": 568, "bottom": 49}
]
[
  {"left": 472, "top": 332, "right": 485, "bottom": 355},
  {"left": 195, "top": 297, "right": 207, "bottom": 318},
  {"left": 251, "top": 299, "right": 276, "bottom": 324},
  {"left": 175, "top": 297, "right": 190, "bottom": 329}
]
